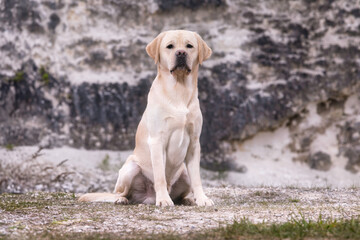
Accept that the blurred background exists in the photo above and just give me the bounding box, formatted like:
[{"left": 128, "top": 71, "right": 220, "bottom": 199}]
[{"left": 0, "top": 0, "right": 359, "bottom": 193}]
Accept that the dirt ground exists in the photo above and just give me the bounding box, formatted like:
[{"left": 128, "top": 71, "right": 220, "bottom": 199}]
[{"left": 0, "top": 187, "right": 359, "bottom": 239}]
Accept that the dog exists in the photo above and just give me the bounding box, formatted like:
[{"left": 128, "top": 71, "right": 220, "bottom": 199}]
[{"left": 79, "top": 30, "right": 213, "bottom": 207}]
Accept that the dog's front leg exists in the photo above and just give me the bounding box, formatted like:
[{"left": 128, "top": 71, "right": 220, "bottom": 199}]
[
  {"left": 186, "top": 140, "right": 214, "bottom": 206},
  {"left": 148, "top": 136, "right": 174, "bottom": 207}
]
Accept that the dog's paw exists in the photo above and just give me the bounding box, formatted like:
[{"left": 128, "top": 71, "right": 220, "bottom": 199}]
[
  {"left": 114, "top": 197, "right": 129, "bottom": 205},
  {"left": 195, "top": 195, "right": 214, "bottom": 207},
  {"left": 156, "top": 196, "right": 174, "bottom": 207}
]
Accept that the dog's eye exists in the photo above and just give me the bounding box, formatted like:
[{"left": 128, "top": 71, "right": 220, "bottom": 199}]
[
  {"left": 186, "top": 44, "right": 193, "bottom": 49},
  {"left": 166, "top": 44, "right": 174, "bottom": 49}
]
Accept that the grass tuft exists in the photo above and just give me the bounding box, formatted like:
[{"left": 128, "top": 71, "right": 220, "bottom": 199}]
[
  {"left": 198, "top": 216, "right": 360, "bottom": 240},
  {"left": 11, "top": 71, "right": 25, "bottom": 82},
  {"left": 0, "top": 147, "right": 76, "bottom": 193},
  {"left": 98, "top": 154, "right": 110, "bottom": 171},
  {"left": 0, "top": 199, "right": 49, "bottom": 211},
  {"left": 39, "top": 66, "right": 50, "bottom": 85},
  {"left": 4, "top": 143, "right": 14, "bottom": 151}
]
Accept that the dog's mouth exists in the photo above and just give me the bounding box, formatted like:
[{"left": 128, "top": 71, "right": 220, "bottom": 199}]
[
  {"left": 170, "top": 65, "right": 191, "bottom": 74},
  {"left": 170, "top": 58, "right": 191, "bottom": 74}
]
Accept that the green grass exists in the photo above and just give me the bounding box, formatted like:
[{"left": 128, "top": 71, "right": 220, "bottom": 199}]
[
  {"left": 252, "top": 190, "right": 279, "bottom": 199},
  {"left": 50, "top": 192, "right": 67, "bottom": 199},
  {"left": 39, "top": 66, "right": 50, "bottom": 85},
  {"left": 200, "top": 217, "right": 360, "bottom": 239},
  {"left": 7, "top": 216, "right": 360, "bottom": 240},
  {"left": 98, "top": 154, "right": 110, "bottom": 171},
  {"left": 10, "top": 71, "right": 25, "bottom": 82},
  {"left": 0, "top": 192, "right": 68, "bottom": 211},
  {"left": 4, "top": 143, "right": 14, "bottom": 151},
  {"left": 0, "top": 199, "right": 49, "bottom": 211}
]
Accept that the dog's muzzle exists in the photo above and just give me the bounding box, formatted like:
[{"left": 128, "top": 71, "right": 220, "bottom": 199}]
[{"left": 170, "top": 50, "right": 191, "bottom": 74}]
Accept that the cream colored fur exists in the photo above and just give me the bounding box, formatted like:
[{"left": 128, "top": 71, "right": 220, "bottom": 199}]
[{"left": 79, "top": 30, "right": 213, "bottom": 207}]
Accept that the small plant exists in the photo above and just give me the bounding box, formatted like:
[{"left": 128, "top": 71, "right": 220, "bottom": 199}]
[
  {"left": 66, "top": 93, "right": 72, "bottom": 100},
  {"left": 39, "top": 66, "right": 50, "bottom": 85},
  {"left": 290, "top": 198, "right": 300, "bottom": 203},
  {"left": 9, "top": 224, "right": 25, "bottom": 230},
  {"left": 9, "top": 71, "right": 24, "bottom": 82},
  {"left": 252, "top": 190, "right": 278, "bottom": 199},
  {"left": 0, "top": 147, "right": 76, "bottom": 193},
  {"left": 254, "top": 191, "right": 262, "bottom": 196},
  {"left": 5, "top": 143, "right": 14, "bottom": 151},
  {"left": 51, "top": 193, "right": 67, "bottom": 199},
  {"left": 98, "top": 154, "right": 110, "bottom": 171}
]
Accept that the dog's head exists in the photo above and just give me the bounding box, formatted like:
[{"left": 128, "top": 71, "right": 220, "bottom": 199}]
[{"left": 146, "top": 30, "right": 212, "bottom": 76}]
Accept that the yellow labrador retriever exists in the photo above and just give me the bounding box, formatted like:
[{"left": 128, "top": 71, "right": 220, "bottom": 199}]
[{"left": 79, "top": 30, "right": 213, "bottom": 206}]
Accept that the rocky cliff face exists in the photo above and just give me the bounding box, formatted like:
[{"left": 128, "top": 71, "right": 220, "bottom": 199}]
[{"left": 1, "top": 0, "right": 360, "bottom": 173}]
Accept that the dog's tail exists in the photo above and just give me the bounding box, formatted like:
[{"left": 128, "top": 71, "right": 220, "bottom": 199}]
[{"left": 78, "top": 193, "right": 123, "bottom": 203}]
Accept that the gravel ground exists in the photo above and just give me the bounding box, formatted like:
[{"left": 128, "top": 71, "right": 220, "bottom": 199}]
[{"left": 0, "top": 187, "right": 359, "bottom": 239}]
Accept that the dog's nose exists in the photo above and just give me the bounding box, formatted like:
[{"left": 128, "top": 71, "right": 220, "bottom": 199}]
[{"left": 175, "top": 50, "right": 187, "bottom": 57}]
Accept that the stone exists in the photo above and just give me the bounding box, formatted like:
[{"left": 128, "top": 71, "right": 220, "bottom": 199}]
[
  {"left": 339, "top": 121, "right": 360, "bottom": 173},
  {"left": 308, "top": 152, "right": 332, "bottom": 171}
]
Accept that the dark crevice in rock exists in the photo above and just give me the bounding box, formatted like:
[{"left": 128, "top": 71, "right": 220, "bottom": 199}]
[
  {"left": 48, "top": 13, "right": 60, "bottom": 31},
  {"left": 156, "top": 0, "right": 226, "bottom": 11}
]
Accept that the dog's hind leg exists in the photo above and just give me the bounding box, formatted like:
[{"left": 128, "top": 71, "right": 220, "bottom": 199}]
[{"left": 113, "top": 155, "right": 140, "bottom": 202}]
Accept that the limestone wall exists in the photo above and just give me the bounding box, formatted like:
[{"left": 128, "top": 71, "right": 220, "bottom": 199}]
[{"left": 1, "top": 0, "right": 360, "bottom": 173}]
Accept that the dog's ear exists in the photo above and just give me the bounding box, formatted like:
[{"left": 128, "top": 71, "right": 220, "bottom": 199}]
[
  {"left": 146, "top": 32, "right": 166, "bottom": 64},
  {"left": 195, "top": 33, "right": 212, "bottom": 65}
]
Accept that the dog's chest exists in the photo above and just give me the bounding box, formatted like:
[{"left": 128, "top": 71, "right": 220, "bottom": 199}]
[
  {"left": 166, "top": 106, "right": 194, "bottom": 134},
  {"left": 165, "top": 106, "right": 194, "bottom": 156}
]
